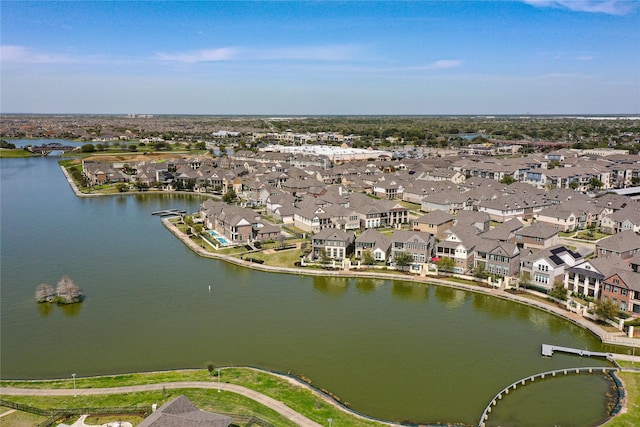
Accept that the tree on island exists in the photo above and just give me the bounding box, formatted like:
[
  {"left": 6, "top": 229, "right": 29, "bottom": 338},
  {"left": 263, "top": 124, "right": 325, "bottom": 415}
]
[
  {"left": 36, "top": 276, "right": 84, "bottom": 304},
  {"left": 56, "top": 276, "right": 83, "bottom": 304},
  {"left": 35, "top": 283, "right": 55, "bottom": 303}
]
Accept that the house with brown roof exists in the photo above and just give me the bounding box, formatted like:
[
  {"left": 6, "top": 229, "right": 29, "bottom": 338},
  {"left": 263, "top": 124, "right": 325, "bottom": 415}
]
[{"left": 413, "top": 211, "right": 454, "bottom": 240}]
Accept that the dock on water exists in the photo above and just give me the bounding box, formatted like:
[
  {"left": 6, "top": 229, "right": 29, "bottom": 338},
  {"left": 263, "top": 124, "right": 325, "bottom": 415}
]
[
  {"left": 542, "top": 344, "right": 612, "bottom": 359},
  {"left": 151, "top": 209, "right": 187, "bottom": 217}
]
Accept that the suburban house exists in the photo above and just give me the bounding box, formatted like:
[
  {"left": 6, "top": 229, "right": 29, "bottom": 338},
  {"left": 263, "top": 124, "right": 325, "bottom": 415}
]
[
  {"left": 564, "top": 256, "right": 631, "bottom": 299},
  {"left": 421, "top": 191, "right": 472, "bottom": 214},
  {"left": 436, "top": 226, "right": 480, "bottom": 274},
  {"left": 311, "top": 228, "right": 355, "bottom": 261},
  {"left": 390, "top": 230, "right": 436, "bottom": 265},
  {"left": 354, "top": 228, "right": 391, "bottom": 262},
  {"left": 514, "top": 222, "right": 560, "bottom": 250},
  {"left": 600, "top": 204, "right": 640, "bottom": 234},
  {"left": 201, "top": 200, "right": 262, "bottom": 244},
  {"left": 475, "top": 238, "right": 521, "bottom": 278},
  {"left": 600, "top": 271, "right": 640, "bottom": 315},
  {"left": 413, "top": 210, "right": 455, "bottom": 240},
  {"left": 519, "top": 245, "right": 583, "bottom": 292},
  {"left": 595, "top": 230, "right": 640, "bottom": 260}
]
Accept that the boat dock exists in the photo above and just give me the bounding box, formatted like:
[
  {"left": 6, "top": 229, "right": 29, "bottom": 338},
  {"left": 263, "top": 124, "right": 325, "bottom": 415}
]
[
  {"left": 151, "top": 209, "right": 187, "bottom": 217},
  {"left": 541, "top": 344, "right": 612, "bottom": 358}
]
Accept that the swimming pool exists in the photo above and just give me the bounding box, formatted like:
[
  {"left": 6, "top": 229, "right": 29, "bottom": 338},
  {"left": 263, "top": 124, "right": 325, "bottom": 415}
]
[{"left": 207, "top": 230, "right": 230, "bottom": 245}]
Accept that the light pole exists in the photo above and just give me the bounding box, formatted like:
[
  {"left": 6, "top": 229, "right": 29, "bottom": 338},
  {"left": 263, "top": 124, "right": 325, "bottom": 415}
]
[
  {"left": 72, "top": 373, "right": 76, "bottom": 397},
  {"left": 328, "top": 418, "right": 333, "bottom": 427},
  {"left": 217, "top": 368, "right": 221, "bottom": 392}
]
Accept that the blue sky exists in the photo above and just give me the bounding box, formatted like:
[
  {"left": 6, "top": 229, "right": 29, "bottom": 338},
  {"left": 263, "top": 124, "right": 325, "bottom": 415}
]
[{"left": 1, "top": 1, "right": 638, "bottom": 115}]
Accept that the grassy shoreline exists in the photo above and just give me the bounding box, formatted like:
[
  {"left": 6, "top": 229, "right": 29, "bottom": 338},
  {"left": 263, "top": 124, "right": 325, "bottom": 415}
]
[{"left": 1, "top": 368, "right": 390, "bottom": 427}]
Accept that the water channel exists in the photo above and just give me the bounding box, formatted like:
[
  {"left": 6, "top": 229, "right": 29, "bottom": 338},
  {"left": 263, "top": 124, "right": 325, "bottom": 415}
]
[{"left": 0, "top": 143, "right": 619, "bottom": 426}]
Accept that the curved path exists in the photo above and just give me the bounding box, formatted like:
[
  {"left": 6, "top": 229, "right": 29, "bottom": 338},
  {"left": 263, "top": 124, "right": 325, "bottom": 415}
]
[{"left": 0, "top": 381, "right": 324, "bottom": 427}]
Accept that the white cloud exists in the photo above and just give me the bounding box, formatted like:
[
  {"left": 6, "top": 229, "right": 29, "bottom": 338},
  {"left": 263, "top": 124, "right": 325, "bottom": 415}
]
[
  {"left": 522, "top": 0, "right": 638, "bottom": 15},
  {"left": 154, "top": 45, "right": 361, "bottom": 63},
  {"left": 155, "top": 47, "right": 239, "bottom": 63},
  {"left": 0, "top": 45, "right": 75, "bottom": 64}
]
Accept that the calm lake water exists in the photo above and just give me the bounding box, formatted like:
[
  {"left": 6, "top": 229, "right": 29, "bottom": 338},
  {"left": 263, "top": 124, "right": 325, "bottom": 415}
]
[{"left": 0, "top": 144, "right": 617, "bottom": 426}]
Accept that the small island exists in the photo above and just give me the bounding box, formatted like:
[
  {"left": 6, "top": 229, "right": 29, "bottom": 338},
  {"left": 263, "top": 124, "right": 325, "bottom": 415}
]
[{"left": 35, "top": 275, "right": 84, "bottom": 304}]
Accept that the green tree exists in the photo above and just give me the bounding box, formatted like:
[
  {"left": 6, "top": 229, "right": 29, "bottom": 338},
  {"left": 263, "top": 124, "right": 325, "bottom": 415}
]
[
  {"left": 80, "top": 143, "right": 96, "bottom": 153},
  {"left": 589, "top": 177, "right": 603, "bottom": 190},
  {"left": 128, "top": 144, "right": 138, "bottom": 152},
  {"left": 361, "top": 250, "right": 375, "bottom": 266},
  {"left": 594, "top": 298, "right": 618, "bottom": 321},
  {"left": 222, "top": 189, "right": 237, "bottom": 204},
  {"left": 319, "top": 248, "right": 331, "bottom": 264},
  {"left": 206, "top": 361, "right": 215, "bottom": 377},
  {"left": 549, "top": 281, "right": 568, "bottom": 300},
  {"left": 500, "top": 175, "right": 517, "bottom": 185},
  {"left": 115, "top": 182, "right": 128, "bottom": 192},
  {"left": 473, "top": 263, "right": 490, "bottom": 280},
  {"left": 569, "top": 180, "right": 580, "bottom": 190},
  {"left": 394, "top": 251, "right": 414, "bottom": 271},
  {"left": 436, "top": 257, "right": 456, "bottom": 273}
]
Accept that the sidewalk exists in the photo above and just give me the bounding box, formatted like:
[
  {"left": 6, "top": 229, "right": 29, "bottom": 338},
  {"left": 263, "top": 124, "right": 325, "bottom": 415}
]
[{"left": 0, "top": 382, "right": 323, "bottom": 427}]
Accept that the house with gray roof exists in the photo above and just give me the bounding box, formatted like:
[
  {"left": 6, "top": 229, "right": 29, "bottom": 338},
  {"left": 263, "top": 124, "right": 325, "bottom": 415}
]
[
  {"left": 311, "top": 228, "right": 355, "bottom": 261},
  {"left": 595, "top": 230, "right": 640, "bottom": 260},
  {"left": 389, "top": 230, "right": 436, "bottom": 266},
  {"left": 436, "top": 226, "right": 481, "bottom": 274},
  {"left": 138, "top": 395, "right": 232, "bottom": 427},
  {"left": 354, "top": 229, "right": 391, "bottom": 262},
  {"left": 565, "top": 256, "right": 631, "bottom": 299},
  {"left": 600, "top": 270, "right": 640, "bottom": 315},
  {"left": 519, "top": 245, "right": 583, "bottom": 292},
  {"left": 515, "top": 222, "right": 560, "bottom": 250}
]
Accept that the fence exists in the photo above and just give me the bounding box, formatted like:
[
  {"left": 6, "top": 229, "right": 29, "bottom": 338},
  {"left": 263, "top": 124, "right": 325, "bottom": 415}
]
[{"left": 0, "top": 398, "right": 274, "bottom": 427}]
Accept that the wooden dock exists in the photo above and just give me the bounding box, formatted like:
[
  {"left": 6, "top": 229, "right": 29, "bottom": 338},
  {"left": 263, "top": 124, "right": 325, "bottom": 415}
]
[{"left": 541, "top": 344, "right": 612, "bottom": 358}]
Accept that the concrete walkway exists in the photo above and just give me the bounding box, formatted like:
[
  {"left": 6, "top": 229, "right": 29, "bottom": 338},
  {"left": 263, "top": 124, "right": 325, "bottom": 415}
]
[{"left": 0, "top": 382, "right": 323, "bottom": 427}]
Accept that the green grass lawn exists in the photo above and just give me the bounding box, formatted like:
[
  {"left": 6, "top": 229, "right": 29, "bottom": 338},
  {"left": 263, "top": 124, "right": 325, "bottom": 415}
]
[
  {"left": 603, "top": 372, "right": 640, "bottom": 427},
  {"left": 0, "top": 149, "right": 38, "bottom": 158},
  {"left": 0, "top": 368, "right": 387, "bottom": 427}
]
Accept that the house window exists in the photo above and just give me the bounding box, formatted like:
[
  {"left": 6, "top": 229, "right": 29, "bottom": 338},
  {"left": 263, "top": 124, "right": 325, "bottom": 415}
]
[
  {"left": 622, "top": 289, "right": 628, "bottom": 296},
  {"left": 613, "top": 287, "right": 618, "bottom": 293},
  {"left": 605, "top": 284, "right": 611, "bottom": 291}
]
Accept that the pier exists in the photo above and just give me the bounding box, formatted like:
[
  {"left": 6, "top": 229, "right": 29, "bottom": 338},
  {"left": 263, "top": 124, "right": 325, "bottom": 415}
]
[
  {"left": 541, "top": 344, "right": 612, "bottom": 359},
  {"left": 151, "top": 209, "right": 187, "bottom": 217}
]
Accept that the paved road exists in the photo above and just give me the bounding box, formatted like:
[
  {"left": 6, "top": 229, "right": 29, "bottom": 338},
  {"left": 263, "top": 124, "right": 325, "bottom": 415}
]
[{"left": 0, "top": 382, "right": 324, "bottom": 427}]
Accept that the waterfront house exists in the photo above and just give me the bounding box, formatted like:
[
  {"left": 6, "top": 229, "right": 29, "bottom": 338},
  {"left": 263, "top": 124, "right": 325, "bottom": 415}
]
[
  {"left": 354, "top": 228, "right": 392, "bottom": 262},
  {"left": 519, "top": 245, "right": 583, "bottom": 292},
  {"left": 600, "top": 271, "right": 640, "bottom": 315},
  {"left": 564, "top": 256, "right": 630, "bottom": 299},
  {"left": 389, "top": 230, "right": 436, "bottom": 265},
  {"left": 311, "top": 228, "right": 355, "bottom": 261},
  {"left": 436, "top": 226, "right": 480, "bottom": 274}
]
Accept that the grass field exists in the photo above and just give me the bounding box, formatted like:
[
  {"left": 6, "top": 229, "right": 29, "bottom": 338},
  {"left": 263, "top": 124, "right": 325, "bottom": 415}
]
[{"left": 0, "top": 368, "right": 387, "bottom": 427}]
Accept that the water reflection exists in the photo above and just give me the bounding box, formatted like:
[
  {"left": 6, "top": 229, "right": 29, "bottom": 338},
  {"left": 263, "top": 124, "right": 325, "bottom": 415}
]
[
  {"left": 355, "top": 278, "right": 385, "bottom": 294},
  {"left": 391, "top": 281, "right": 429, "bottom": 301},
  {"left": 59, "top": 303, "right": 83, "bottom": 317},
  {"left": 433, "top": 286, "right": 466, "bottom": 310},
  {"left": 312, "top": 276, "right": 350, "bottom": 297},
  {"left": 36, "top": 303, "right": 54, "bottom": 317}
]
